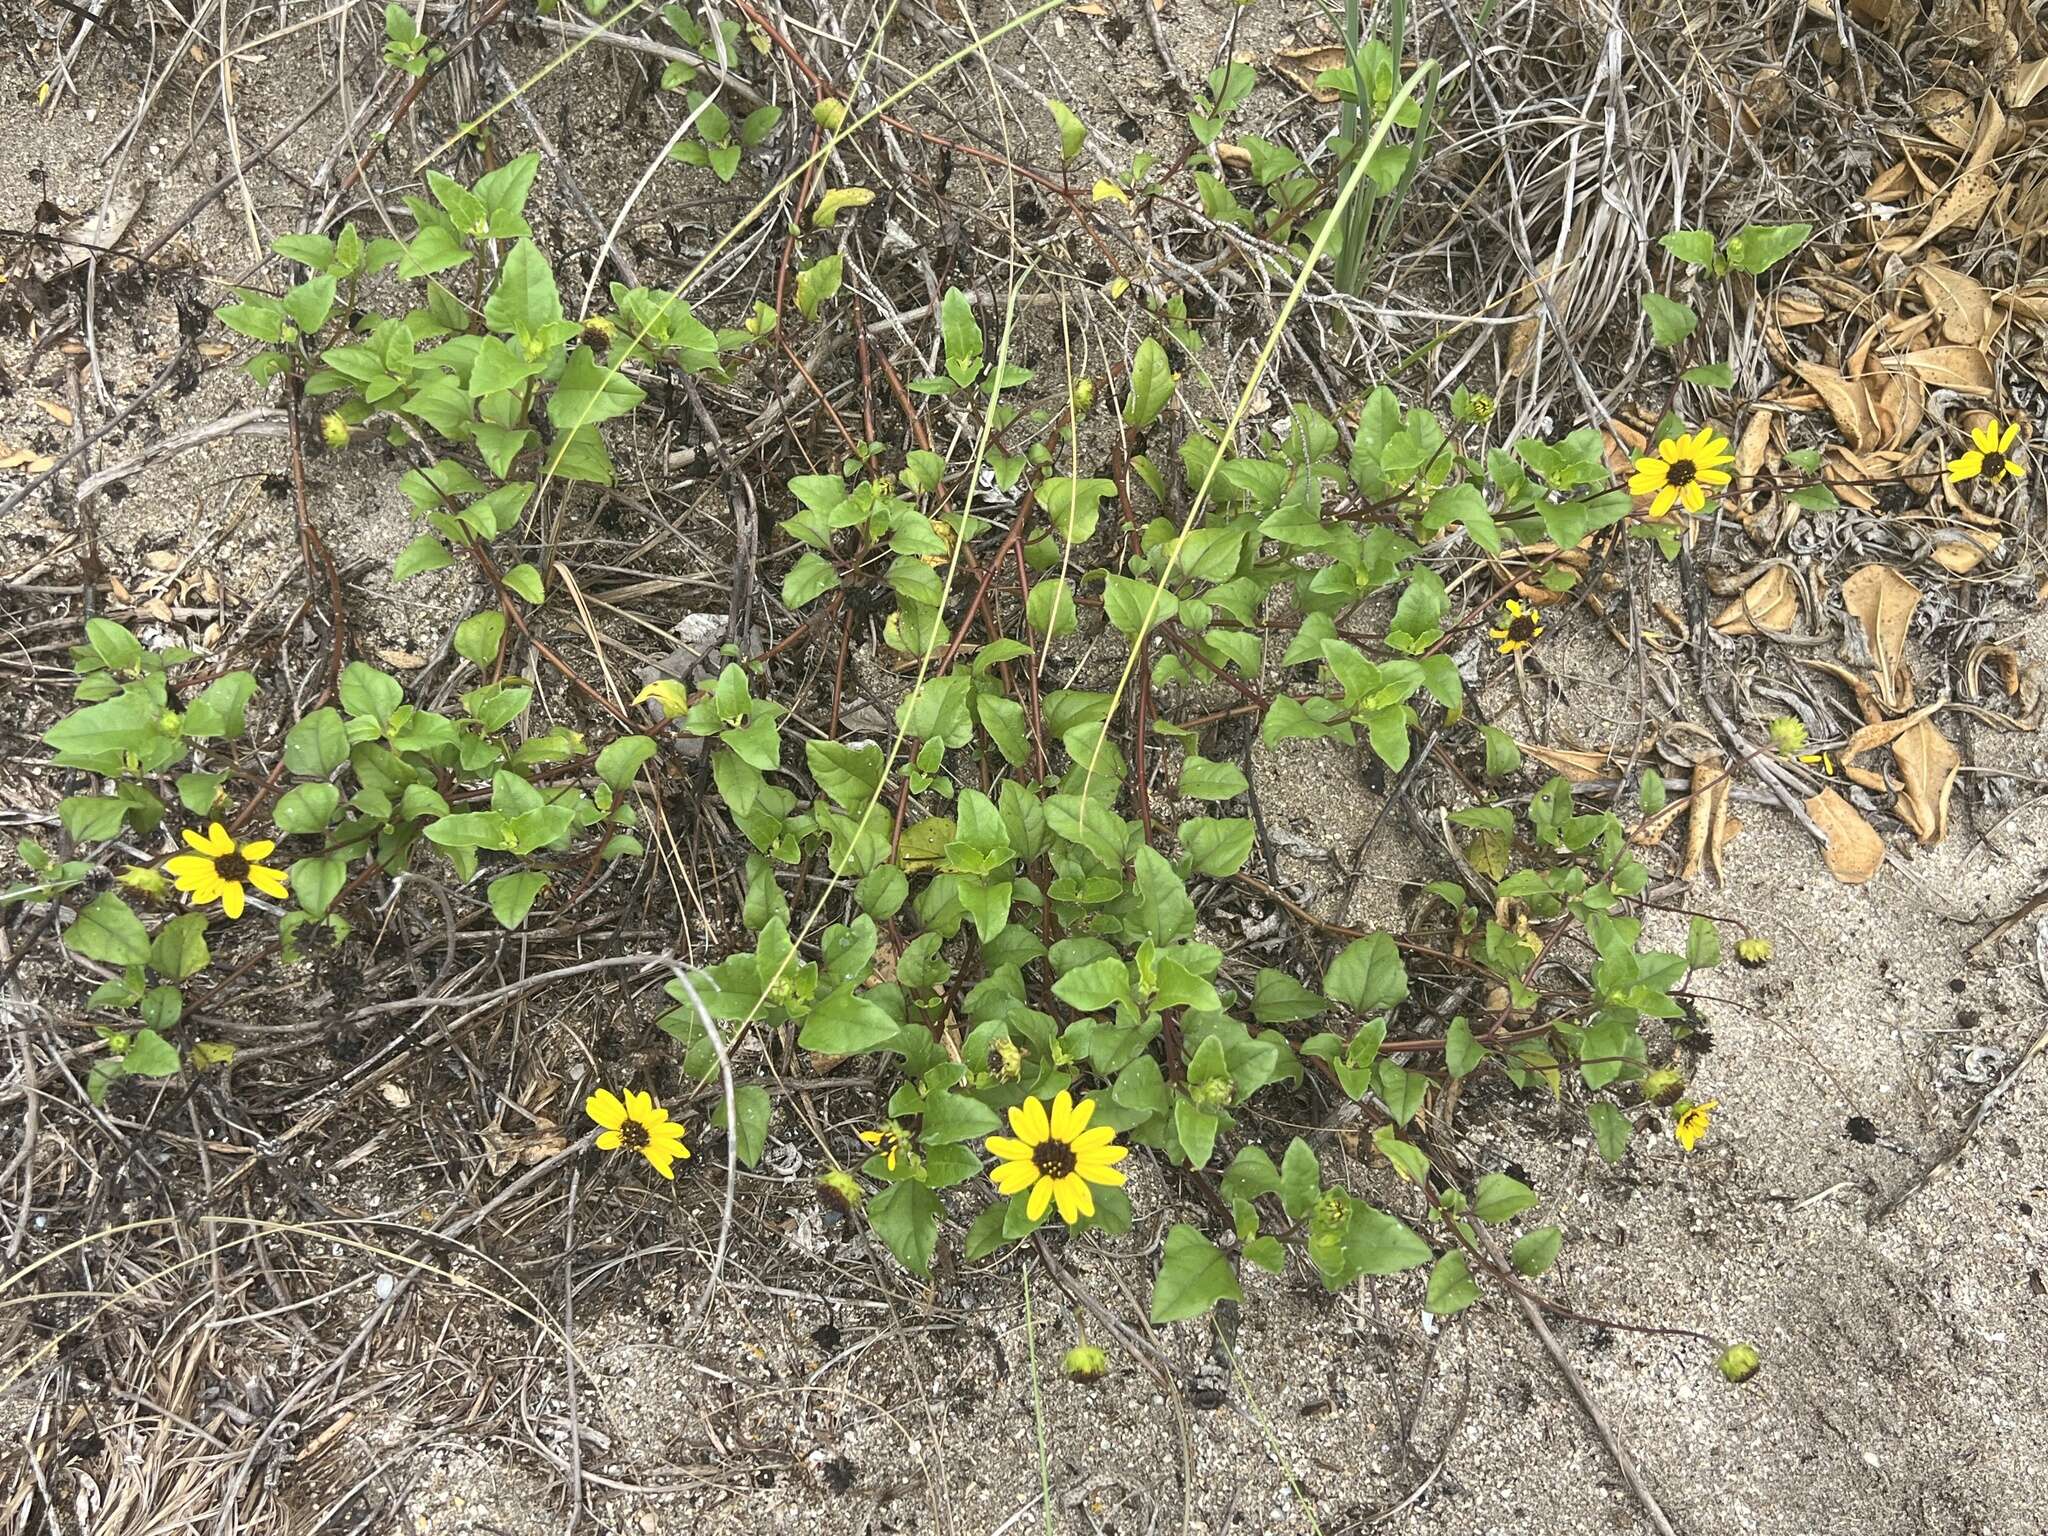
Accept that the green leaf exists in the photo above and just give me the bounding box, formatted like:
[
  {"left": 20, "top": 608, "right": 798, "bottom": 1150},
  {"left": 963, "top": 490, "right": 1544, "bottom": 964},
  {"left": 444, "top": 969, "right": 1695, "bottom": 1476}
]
[
  {"left": 291, "top": 855, "right": 347, "bottom": 917},
  {"left": 713, "top": 1083, "right": 773, "bottom": 1167},
  {"left": 1681, "top": 361, "right": 1735, "bottom": 389},
  {"left": 1149, "top": 1223, "right": 1242, "bottom": 1322},
  {"left": 940, "top": 287, "right": 983, "bottom": 387},
  {"left": 181, "top": 672, "right": 259, "bottom": 739},
  {"left": 1179, "top": 816, "right": 1254, "bottom": 877},
  {"left": 782, "top": 550, "right": 840, "bottom": 607},
  {"left": 795, "top": 254, "right": 843, "bottom": 321},
  {"left": 147, "top": 913, "right": 211, "bottom": 981},
  {"left": 1051, "top": 955, "right": 1131, "bottom": 1012},
  {"left": 64, "top": 893, "right": 150, "bottom": 966},
  {"left": 1026, "top": 577, "right": 1077, "bottom": 636},
  {"left": 1639, "top": 768, "right": 1667, "bottom": 816},
  {"left": 548, "top": 346, "right": 646, "bottom": 431},
  {"left": 1279, "top": 1137, "right": 1320, "bottom": 1221},
  {"left": 503, "top": 563, "right": 547, "bottom": 604},
  {"left": 394, "top": 533, "right": 454, "bottom": 581},
  {"left": 1046, "top": 97, "right": 1086, "bottom": 162},
  {"left": 84, "top": 617, "right": 143, "bottom": 671},
  {"left": 1686, "top": 915, "right": 1721, "bottom": 970},
  {"left": 1424, "top": 1250, "right": 1480, "bottom": 1315},
  {"left": 806, "top": 740, "right": 884, "bottom": 811},
  {"left": 798, "top": 988, "right": 897, "bottom": 1052},
  {"left": 1101, "top": 573, "right": 1169, "bottom": 638},
  {"left": 274, "top": 782, "right": 342, "bottom": 834},
  {"left": 339, "top": 663, "right": 404, "bottom": 723},
  {"left": 1123, "top": 337, "right": 1175, "bottom": 428},
  {"left": 1659, "top": 229, "right": 1719, "bottom": 268},
  {"left": 1588, "top": 1101, "right": 1632, "bottom": 1164},
  {"left": 1472, "top": 1172, "right": 1539, "bottom": 1223},
  {"left": 121, "top": 1028, "right": 183, "bottom": 1079},
  {"left": 487, "top": 871, "right": 550, "bottom": 929},
  {"left": 1251, "top": 969, "right": 1326, "bottom": 1024},
  {"left": 921, "top": 1089, "right": 1001, "bottom": 1144},
  {"left": 1445, "top": 1015, "right": 1484, "bottom": 1078},
  {"left": 454, "top": 611, "right": 506, "bottom": 669},
  {"left": 1511, "top": 1225, "right": 1563, "bottom": 1277},
  {"left": 869, "top": 1179, "right": 941, "bottom": 1274},
  {"left": 481, "top": 239, "right": 564, "bottom": 334},
  {"left": 1323, "top": 932, "right": 1408, "bottom": 1015},
  {"left": 1724, "top": 222, "right": 1811, "bottom": 276},
  {"left": 1641, "top": 292, "right": 1698, "bottom": 348},
  {"left": 59, "top": 796, "right": 131, "bottom": 842},
  {"left": 176, "top": 773, "right": 226, "bottom": 816},
  {"left": 1177, "top": 754, "right": 1246, "bottom": 801}
]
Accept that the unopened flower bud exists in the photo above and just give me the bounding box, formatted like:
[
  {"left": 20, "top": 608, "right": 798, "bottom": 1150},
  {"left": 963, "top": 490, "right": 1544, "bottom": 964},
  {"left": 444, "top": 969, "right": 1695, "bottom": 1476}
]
[
  {"left": 1735, "top": 937, "right": 1772, "bottom": 969},
  {"left": 1717, "top": 1342, "right": 1761, "bottom": 1384},
  {"left": 1062, "top": 1344, "right": 1109, "bottom": 1383},
  {"left": 1642, "top": 1068, "right": 1687, "bottom": 1107}
]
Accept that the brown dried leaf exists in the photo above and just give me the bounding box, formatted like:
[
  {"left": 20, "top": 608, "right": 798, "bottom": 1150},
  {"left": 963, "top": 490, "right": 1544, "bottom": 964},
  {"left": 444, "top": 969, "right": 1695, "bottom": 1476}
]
[
  {"left": 1887, "top": 344, "right": 1995, "bottom": 395},
  {"left": 1913, "top": 87, "right": 1976, "bottom": 149},
  {"left": 1893, "top": 717, "right": 1960, "bottom": 843},
  {"left": 1681, "top": 754, "right": 1737, "bottom": 883},
  {"left": 1928, "top": 527, "right": 2001, "bottom": 573},
  {"left": 1841, "top": 565, "right": 1921, "bottom": 710},
  {"left": 1916, "top": 262, "right": 1995, "bottom": 345},
  {"left": 1517, "top": 743, "right": 1612, "bottom": 782},
  {"left": 1805, "top": 787, "right": 1885, "bottom": 883},
  {"left": 1912, "top": 170, "right": 2001, "bottom": 248},
  {"left": 1792, "top": 362, "right": 1879, "bottom": 451},
  {"left": 1272, "top": 46, "right": 1347, "bottom": 102},
  {"left": 2007, "top": 57, "right": 2048, "bottom": 108},
  {"left": 1712, "top": 567, "right": 1801, "bottom": 635}
]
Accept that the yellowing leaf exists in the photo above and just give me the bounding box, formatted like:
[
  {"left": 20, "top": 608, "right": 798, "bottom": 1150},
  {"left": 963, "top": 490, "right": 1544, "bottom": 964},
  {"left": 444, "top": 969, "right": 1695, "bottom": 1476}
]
[
  {"left": 811, "top": 186, "right": 875, "bottom": 229},
  {"left": 1091, "top": 179, "right": 1129, "bottom": 204}
]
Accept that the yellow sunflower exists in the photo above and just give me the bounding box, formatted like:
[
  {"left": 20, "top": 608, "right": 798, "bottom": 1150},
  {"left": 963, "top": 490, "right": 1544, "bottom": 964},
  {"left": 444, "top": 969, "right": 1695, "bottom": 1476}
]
[
  {"left": 1946, "top": 418, "right": 2025, "bottom": 483},
  {"left": 1488, "top": 599, "right": 1544, "bottom": 656},
  {"left": 586, "top": 1088, "right": 690, "bottom": 1178},
  {"left": 1673, "top": 1097, "right": 1718, "bottom": 1152},
  {"left": 858, "top": 1122, "right": 911, "bottom": 1171},
  {"left": 985, "top": 1090, "right": 1128, "bottom": 1224},
  {"left": 1628, "top": 427, "right": 1734, "bottom": 517},
  {"left": 165, "top": 823, "right": 289, "bottom": 919}
]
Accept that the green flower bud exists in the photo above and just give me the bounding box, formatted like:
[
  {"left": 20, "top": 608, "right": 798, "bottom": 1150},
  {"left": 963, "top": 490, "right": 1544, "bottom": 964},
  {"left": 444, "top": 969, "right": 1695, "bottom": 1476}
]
[
  {"left": 812, "top": 98, "right": 848, "bottom": 133},
  {"left": 1735, "top": 937, "right": 1773, "bottom": 969},
  {"left": 1189, "top": 1075, "right": 1233, "bottom": 1112},
  {"left": 1062, "top": 1344, "right": 1109, "bottom": 1384},
  {"left": 1766, "top": 716, "right": 1808, "bottom": 755},
  {"left": 320, "top": 412, "right": 351, "bottom": 451},
  {"left": 1717, "top": 1342, "right": 1761, "bottom": 1384},
  {"left": 1642, "top": 1068, "right": 1687, "bottom": 1107}
]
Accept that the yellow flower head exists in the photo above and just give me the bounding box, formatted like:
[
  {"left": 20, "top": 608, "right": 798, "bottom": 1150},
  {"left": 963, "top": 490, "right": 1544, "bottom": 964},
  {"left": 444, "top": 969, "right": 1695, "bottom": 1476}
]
[
  {"left": 858, "top": 1122, "right": 911, "bottom": 1171},
  {"left": 1628, "top": 427, "right": 1735, "bottom": 518},
  {"left": 164, "top": 823, "right": 289, "bottom": 919},
  {"left": 586, "top": 1088, "right": 690, "bottom": 1178},
  {"left": 1946, "top": 418, "right": 2025, "bottom": 484},
  {"left": 1488, "top": 599, "right": 1543, "bottom": 656},
  {"left": 1673, "top": 1097, "right": 1718, "bottom": 1152},
  {"left": 985, "top": 1089, "right": 1129, "bottom": 1225}
]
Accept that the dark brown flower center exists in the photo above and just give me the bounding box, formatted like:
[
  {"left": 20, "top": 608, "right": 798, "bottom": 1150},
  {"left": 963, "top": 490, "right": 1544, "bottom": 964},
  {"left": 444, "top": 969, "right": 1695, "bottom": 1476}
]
[
  {"left": 1506, "top": 615, "right": 1538, "bottom": 642},
  {"left": 213, "top": 852, "right": 250, "bottom": 882},
  {"left": 1032, "top": 1139, "right": 1077, "bottom": 1179},
  {"left": 621, "top": 1119, "right": 650, "bottom": 1149},
  {"left": 1666, "top": 458, "right": 1698, "bottom": 487},
  {"left": 1981, "top": 451, "right": 2006, "bottom": 474}
]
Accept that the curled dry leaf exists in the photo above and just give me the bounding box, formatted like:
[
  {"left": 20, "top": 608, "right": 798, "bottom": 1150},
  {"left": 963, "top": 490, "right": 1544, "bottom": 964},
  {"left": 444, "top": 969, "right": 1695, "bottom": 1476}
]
[
  {"left": 1915, "top": 262, "right": 1996, "bottom": 345},
  {"left": 1840, "top": 564, "right": 1921, "bottom": 711},
  {"left": 1792, "top": 362, "right": 1879, "bottom": 451},
  {"left": 1886, "top": 343, "right": 1995, "bottom": 395},
  {"left": 1928, "top": 527, "right": 2001, "bottom": 574},
  {"left": 1912, "top": 170, "right": 2002, "bottom": 249},
  {"left": 1712, "top": 567, "right": 1801, "bottom": 635},
  {"left": 1838, "top": 702, "right": 1962, "bottom": 844},
  {"left": 1913, "top": 87, "right": 1976, "bottom": 149},
  {"left": 1272, "top": 46, "right": 1347, "bottom": 102},
  {"left": 1516, "top": 742, "right": 1612, "bottom": 782},
  {"left": 1805, "top": 787, "right": 1885, "bottom": 883},
  {"left": 2006, "top": 57, "right": 2048, "bottom": 109},
  {"left": 1681, "top": 754, "right": 1738, "bottom": 883}
]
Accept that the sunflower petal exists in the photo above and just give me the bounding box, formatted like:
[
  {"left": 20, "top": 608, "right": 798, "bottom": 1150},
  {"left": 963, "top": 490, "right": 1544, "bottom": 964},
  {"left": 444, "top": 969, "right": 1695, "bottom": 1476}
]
[
  {"left": 642, "top": 1146, "right": 678, "bottom": 1179},
  {"left": 1009, "top": 1096, "right": 1049, "bottom": 1145},
  {"left": 1072, "top": 1125, "right": 1120, "bottom": 1153},
  {"left": 1698, "top": 467, "right": 1732, "bottom": 486},
  {"left": 625, "top": 1089, "right": 654, "bottom": 1122},
  {"left": 1077, "top": 1161, "right": 1128, "bottom": 1188},
  {"left": 239, "top": 839, "right": 276, "bottom": 862},
  {"left": 586, "top": 1089, "right": 628, "bottom": 1129},
  {"left": 1973, "top": 423, "right": 2000, "bottom": 453},
  {"left": 1681, "top": 482, "right": 1707, "bottom": 513},
  {"left": 220, "top": 882, "right": 245, "bottom": 919},
  {"left": 165, "top": 855, "right": 214, "bottom": 883},
  {"left": 1947, "top": 452, "right": 1982, "bottom": 481},
  {"left": 181, "top": 828, "right": 216, "bottom": 855},
  {"left": 595, "top": 1129, "right": 623, "bottom": 1150},
  {"left": 248, "top": 864, "right": 290, "bottom": 899},
  {"left": 1998, "top": 421, "right": 2019, "bottom": 452},
  {"left": 985, "top": 1135, "right": 1032, "bottom": 1163},
  {"left": 992, "top": 1161, "right": 1040, "bottom": 1195},
  {"left": 204, "top": 823, "right": 237, "bottom": 856},
  {"left": 1049, "top": 1090, "right": 1078, "bottom": 1142},
  {"left": 1076, "top": 1142, "right": 1130, "bottom": 1168},
  {"left": 1053, "top": 1175, "right": 1085, "bottom": 1224},
  {"left": 1026, "top": 1176, "right": 1055, "bottom": 1220},
  {"left": 1651, "top": 485, "right": 1679, "bottom": 518},
  {"left": 1065, "top": 1096, "right": 1097, "bottom": 1137},
  {"left": 2005, "top": 458, "right": 2026, "bottom": 478}
]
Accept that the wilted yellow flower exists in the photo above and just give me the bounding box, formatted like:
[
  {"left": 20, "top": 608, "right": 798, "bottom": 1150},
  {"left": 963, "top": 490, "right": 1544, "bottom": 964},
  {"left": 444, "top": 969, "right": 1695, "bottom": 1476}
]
[
  {"left": 1673, "top": 1097, "right": 1718, "bottom": 1152},
  {"left": 1629, "top": 427, "right": 1734, "bottom": 517},
  {"left": 985, "top": 1090, "right": 1128, "bottom": 1224},
  {"left": 858, "top": 1122, "right": 911, "bottom": 1172},
  {"left": 1489, "top": 599, "right": 1543, "bottom": 656},
  {"left": 1946, "top": 419, "right": 2024, "bottom": 483}
]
